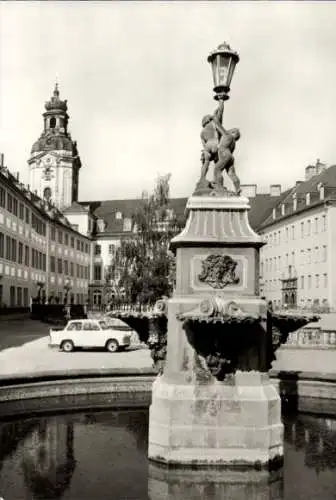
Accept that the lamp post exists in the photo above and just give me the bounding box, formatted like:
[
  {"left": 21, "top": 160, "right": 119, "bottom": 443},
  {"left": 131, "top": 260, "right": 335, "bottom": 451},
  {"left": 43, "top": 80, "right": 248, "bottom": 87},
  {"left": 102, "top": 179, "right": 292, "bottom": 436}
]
[{"left": 207, "top": 42, "right": 239, "bottom": 101}]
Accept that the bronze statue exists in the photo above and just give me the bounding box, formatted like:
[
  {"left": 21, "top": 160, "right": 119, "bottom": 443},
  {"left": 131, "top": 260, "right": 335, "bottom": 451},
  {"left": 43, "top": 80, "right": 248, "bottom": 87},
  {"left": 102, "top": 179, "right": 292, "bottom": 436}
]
[{"left": 199, "top": 100, "right": 241, "bottom": 195}]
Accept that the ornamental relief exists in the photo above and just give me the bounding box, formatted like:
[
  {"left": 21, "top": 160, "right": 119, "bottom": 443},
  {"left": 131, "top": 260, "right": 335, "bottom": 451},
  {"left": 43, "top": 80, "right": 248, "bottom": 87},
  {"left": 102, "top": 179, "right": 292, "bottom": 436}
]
[
  {"left": 198, "top": 254, "right": 240, "bottom": 289},
  {"left": 190, "top": 253, "right": 246, "bottom": 291}
]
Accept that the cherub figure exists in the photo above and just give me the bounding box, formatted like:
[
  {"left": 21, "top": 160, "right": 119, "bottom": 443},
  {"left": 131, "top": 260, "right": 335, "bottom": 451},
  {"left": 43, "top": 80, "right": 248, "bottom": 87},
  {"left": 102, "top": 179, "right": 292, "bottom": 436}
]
[{"left": 200, "top": 100, "right": 241, "bottom": 194}]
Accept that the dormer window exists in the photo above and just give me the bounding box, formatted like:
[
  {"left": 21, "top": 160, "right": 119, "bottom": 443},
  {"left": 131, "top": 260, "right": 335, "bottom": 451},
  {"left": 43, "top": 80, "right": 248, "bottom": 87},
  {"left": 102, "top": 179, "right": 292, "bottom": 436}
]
[
  {"left": 281, "top": 204, "right": 285, "bottom": 216},
  {"left": 293, "top": 193, "right": 297, "bottom": 211},
  {"left": 123, "top": 218, "right": 132, "bottom": 232},
  {"left": 97, "top": 218, "right": 105, "bottom": 232},
  {"left": 116, "top": 211, "right": 122, "bottom": 220},
  {"left": 319, "top": 184, "right": 325, "bottom": 200},
  {"left": 306, "top": 193, "right": 310, "bottom": 205},
  {"left": 272, "top": 208, "right": 276, "bottom": 220}
]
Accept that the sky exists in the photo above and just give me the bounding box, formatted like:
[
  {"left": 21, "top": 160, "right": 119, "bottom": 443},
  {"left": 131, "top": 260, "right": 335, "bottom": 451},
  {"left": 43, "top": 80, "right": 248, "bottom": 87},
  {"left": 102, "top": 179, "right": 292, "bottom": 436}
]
[{"left": 1, "top": 1, "right": 336, "bottom": 201}]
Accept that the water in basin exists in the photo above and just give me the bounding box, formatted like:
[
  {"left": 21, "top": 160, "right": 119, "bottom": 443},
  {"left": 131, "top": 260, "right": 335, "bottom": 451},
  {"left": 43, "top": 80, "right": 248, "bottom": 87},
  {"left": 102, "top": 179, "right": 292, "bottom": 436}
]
[{"left": 0, "top": 409, "right": 335, "bottom": 499}]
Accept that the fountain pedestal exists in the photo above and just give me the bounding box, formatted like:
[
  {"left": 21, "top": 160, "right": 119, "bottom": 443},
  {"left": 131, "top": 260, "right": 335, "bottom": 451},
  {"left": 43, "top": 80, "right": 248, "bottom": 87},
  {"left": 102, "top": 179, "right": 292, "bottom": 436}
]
[{"left": 148, "top": 195, "right": 284, "bottom": 468}]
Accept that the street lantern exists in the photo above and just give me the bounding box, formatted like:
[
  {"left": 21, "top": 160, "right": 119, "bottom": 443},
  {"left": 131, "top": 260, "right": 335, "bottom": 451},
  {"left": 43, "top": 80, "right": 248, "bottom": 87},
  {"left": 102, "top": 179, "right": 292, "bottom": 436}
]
[{"left": 207, "top": 42, "right": 239, "bottom": 100}]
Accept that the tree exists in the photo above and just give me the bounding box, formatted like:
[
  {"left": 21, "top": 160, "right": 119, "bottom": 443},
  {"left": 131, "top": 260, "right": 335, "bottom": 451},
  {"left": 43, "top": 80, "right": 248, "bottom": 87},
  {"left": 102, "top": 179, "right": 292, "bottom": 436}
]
[{"left": 109, "top": 174, "right": 185, "bottom": 307}]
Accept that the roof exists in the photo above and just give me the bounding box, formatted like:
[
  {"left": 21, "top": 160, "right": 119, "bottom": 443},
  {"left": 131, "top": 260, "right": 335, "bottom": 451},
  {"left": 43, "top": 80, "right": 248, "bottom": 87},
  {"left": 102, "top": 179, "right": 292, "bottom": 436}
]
[
  {"left": 79, "top": 197, "right": 188, "bottom": 235},
  {"left": 63, "top": 201, "right": 90, "bottom": 214},
  {"left": 247, "top": 192, "right": 290, "bottom": 231},
  {"left": 79, "top": 193, "right": 288, "bottom": 236},
  {"left": 259, "top": 165, "right": 336, "bottom": 230}
]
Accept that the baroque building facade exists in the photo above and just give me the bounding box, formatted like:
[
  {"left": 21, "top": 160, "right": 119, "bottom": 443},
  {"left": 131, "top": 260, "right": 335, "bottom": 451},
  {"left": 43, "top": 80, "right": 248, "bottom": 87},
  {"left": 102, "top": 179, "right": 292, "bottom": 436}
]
[{"left": 258, "top": 161, "right": 335, "bottom": 312}]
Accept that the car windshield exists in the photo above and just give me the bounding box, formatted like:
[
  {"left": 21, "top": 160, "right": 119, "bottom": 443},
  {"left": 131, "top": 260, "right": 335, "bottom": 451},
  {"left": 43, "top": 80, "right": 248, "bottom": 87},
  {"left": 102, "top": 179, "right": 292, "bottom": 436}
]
[{"left": 98, "top": 321, "right": 111, "bottom": 330}]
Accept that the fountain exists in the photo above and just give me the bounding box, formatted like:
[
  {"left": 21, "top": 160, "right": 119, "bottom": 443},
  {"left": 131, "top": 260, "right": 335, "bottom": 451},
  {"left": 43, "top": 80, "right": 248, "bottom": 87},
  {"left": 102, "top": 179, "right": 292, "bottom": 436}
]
[{"left": 148, "top": 42, "right": 316, "bottom": 471}]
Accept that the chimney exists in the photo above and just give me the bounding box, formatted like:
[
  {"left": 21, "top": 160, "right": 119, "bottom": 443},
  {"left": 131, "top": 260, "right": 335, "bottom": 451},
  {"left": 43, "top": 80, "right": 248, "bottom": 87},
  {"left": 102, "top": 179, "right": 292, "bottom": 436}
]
[
  {"left": 315, "top": 159, "right": 326, "bottom": 176},
  {"left": 240, "top": 184, "right": 257, "bottom": 198},
  {"left": 270, "top": 184, "right": 281, "bottom": 197},
  {"left": 0, "top": 153, "right": 4, "bottom": 168},
  {"left": 16, "top": 172, "right": 19, "bottom": 181},
  {"left": 305, "top": 165, "right": 316, "bottom": 181}
]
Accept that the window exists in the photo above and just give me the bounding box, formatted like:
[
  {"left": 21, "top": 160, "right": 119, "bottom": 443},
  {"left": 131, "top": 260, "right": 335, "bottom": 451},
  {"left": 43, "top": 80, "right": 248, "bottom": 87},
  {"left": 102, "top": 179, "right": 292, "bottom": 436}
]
[
  {"left": 314, "top": 246, "right": 319, "bottom": 263},
  {"left": 95, "top": 244, "right": 101, "bottom": 255},
  {"left": 108, "top": 244, "right": 115, "bottom": 255},
  {"left": 285, "top": 227, "right": 289, "bottom": 242},
  {"left": 76, "top": 239, "right": 80, "bottom": 251},
  {"left": 324, "top": 274, "right": 328, "bottom": 288},
  {"left": 64, "top": 260, "right": 68, "bottom": 275},
  {"left": 314, "top": 217, "right": 318, "bottom": 233},
  {"left": 307, "top": 248, "right": 311, "bottom": 264},
  {"left": 300, "top": 222, "right": 304, "bottom": 238},
  {"left": 58, "top": 230, "right": 63, "bottom": 244},
  {"left": 322, "top": 245, "right": 327, "bottom": 262},
  {"left": 70, "top": 262, "right": 74, "bottom": 276},
  {"left": 42, "top": 253, "right": 46, "bottom": 271},
  {"left": 23, "top": 288, "right": 28, "bottom": 307},
  {"left": 291, "top": 225, "right": 295, "bottom": 240},
  {"left": 71, "top": 236, "right": 74, "bottom": 248},
  {"left": 76, "top": 264, "right": 80, "bottom": 278},
  {"left": 18, "top": 242, "right": 23, "bottom": 264},
  {"left": 285, "top": 253, "right": 288, "bottom": 267},
  {"left": 300, "top": 276, "right": 304, "bottom": 289},
  {"left": 43, "top": 187, "right": 52, "bottom": 201},
  {"left": 307, "top": 219, "right": 311, "bottom": 236},
  {"left": 308, "top": 275, "right": 312, "bottom": 289},
  {"left": 67, "top": 322, "right": 82, "bottom": 332},
  {"left": 13, "top": 198, "right": 18, "bottom": 216},
  {"left": 24, "top": 245, "right": 29, "bottom": 266},
  {"left": 123, "top": 218, "right": 132, "bottom": 232},
  {"left": 80, "top": 241, "right": 84, "bottom": 252},
  {"left": 322, "top": 214, "right": 327, "bottom": 232},
  {"left": 17, "top": 287, "right": 22, "bottom": 306},
  {"left": 51, "top": 227, "right": 56, "bottom": 241},
  {"left": 25, "top": 207, "right": 30, "bottom": 224},
  {"left": 65, "top": 233, "right": 69, "bottom": 246},
  {"left": 11, "top": 238, "right": 16, "bottom": 261},
  {"left": 0, "top": 187, "right": 5, "bottom": 208},
  {"left": 19, "top": 203, "right": 24, "bottom": 220},
  {"left": 5, "top": 236, "right": 10, "bottom": 260},
  {"left": 291, "top": 251, "right": 295, "bottom": 265},
  {"left": 0, "top": 232, "right": 4, "bottom": 258},
  {"left": 85, "top": 321, "right": 100, "bottom": 331},
  {"left": 316, "top": 274, "right": 319, "bottom": 288},
  {"left": 50, "top": 256, "right": 55, "bottom": 272},
  {"left": 300, "top": 249, "right": 304, "bottom": 265},
  {"left": 94, "top": 264, "right": 102, "bottom": 281},
  {"left": 7, "top": 193, "right": 13, "bottom": 213},
  {"left": 57, "top": 258, "right": 62, "bottom": 274}
]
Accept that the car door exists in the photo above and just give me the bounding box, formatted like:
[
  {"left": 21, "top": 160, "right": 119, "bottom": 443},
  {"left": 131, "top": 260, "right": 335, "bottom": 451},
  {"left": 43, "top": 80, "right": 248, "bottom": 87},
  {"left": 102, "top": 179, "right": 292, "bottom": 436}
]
[
  {"left": 65, "top": 321, "right": 83, "bottom": 346},
  {"left": 83, "top": 321, "right": 102, "bottom": 348}
]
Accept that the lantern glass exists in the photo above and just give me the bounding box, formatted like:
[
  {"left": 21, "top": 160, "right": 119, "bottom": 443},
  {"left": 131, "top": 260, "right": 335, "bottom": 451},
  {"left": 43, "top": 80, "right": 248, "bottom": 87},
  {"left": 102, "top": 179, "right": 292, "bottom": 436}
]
[{"left": 211, "top": 53, "right": 237, "bottom": 92}]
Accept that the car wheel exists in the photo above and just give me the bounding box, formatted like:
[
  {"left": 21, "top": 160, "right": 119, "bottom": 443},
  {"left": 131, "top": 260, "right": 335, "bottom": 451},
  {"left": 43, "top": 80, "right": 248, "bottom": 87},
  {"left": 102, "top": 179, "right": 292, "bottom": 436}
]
[
  {"left": 61, "top": 340, "right": 74, "bottom": 353},
  {"left": 106, "top": 339, "right": 119, "bottom": 353}
]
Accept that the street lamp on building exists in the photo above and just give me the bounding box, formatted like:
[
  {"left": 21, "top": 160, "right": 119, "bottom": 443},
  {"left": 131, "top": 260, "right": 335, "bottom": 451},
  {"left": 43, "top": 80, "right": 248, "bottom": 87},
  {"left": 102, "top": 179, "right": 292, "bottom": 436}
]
[
  {"left": 207, "top": 42, "right": 240, "bottom": 101},
  {"left": 64, "top": 279, "right": 72, "bottom": 305}
]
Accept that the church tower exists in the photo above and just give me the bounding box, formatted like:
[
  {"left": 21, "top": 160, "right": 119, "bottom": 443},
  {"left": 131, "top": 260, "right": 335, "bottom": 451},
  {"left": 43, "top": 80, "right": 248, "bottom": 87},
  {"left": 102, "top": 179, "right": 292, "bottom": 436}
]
[{"left": 28, "top": 84, "right": 81, "bottom": 209}]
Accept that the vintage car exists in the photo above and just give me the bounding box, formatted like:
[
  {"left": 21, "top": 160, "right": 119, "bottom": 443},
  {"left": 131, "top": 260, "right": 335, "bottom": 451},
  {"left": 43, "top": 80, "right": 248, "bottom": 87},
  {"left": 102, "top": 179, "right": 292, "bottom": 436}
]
[{"left": 49, "top": 318, "right": 131, "bottom": 352}]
